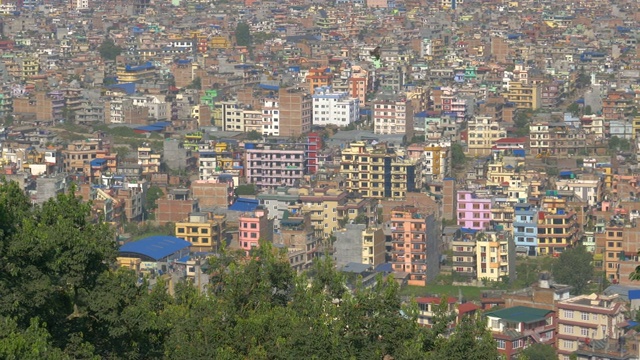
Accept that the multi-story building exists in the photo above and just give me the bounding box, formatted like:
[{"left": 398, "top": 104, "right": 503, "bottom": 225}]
[
  {"left": 213, "top": 100, "right": 241, "bottom": 130},
  {"left": 306, "top": 67, "right": 332, "bottom": 93},
  {"left": 245, "top": 144, "right": 307, "bottom": 189},
  {"left": 137, "top": 147, "right": 161, "bottom": 175},
  {"left": 529, "top": 122, "right": 586, "bottom": 156},
  {"left": 242, "top": 109, "right": 262, "bottom": 133},
  {"left": 485, "top": 306, "right": 555, "bottom": 359},
  {"left": 256, "top": 187, "right": 300, "bottom": 232},
  {"left": 340, "top": 141, "right": 421, "bottom": 200},
  {"left": 513, "top": 204, "right": 539, "bottom": 256},
  {"left": 457, "top": 190, "right": 492, "bottom": 230},
  {"left": 406, "top": 143, "right": 450, "bottom": 183},
  {"left": 556, "top": 294, "right": 626, "bottom": 359},
  {"left": 62, "top": 140, "right": 102, "bottom": 173},
  {"left": 599, "top": 223, "right": 640, "bottom": 284},
  {"left": 261, "top": 98, "right": 280, "bottom": 136},
  {"left": 311, "top": 86, "right": 359, "bottom": 127},
  {"left": 13, "top": 91, "right": 64, "bottom": 123},
  {"left": 298, "top": 188, "right": 348, "bottom": 238},
  {"left": 556, "top": 178, "right": 602, "bottom": 207},
  {"left": 175, "top": 212, "right": 226, "bottom": 253},
  {"left": 334, "top": 224, "right": 385, "bottom": 268},
  {"left": 278, "top": 87, "right": 312, "bottom": 137},
  {"left": 372, "top": 93, "right": 414, "bottom": 139},
  {"left": 116, "top": 62, "right": 156, "bottom": 83},
  {"left": 348, "top": 65, "right": 370, "bottom": 107},
  {"left": 537, "top": 197, "right": 580, "bottom": 256},
  {"left": 506, "top": 81, "right": 541, "bottom": 110},
  {"left": 466, "top": 116, "right": 507, "bottom": 157},
  {"left": 451, "top": 233, "right": 477, "bottom": 281},
  {"left": 476, "top": 231, "right": 515, "bottom": 283},
  {"left": 390, "top": 206, "right": 440, "bottom": 286},
  {"left": 277, "top": 211, "right": 320, "bottom": 270},
  {"left": 238, "top": 207, "right": 273, "bottom": 256}
]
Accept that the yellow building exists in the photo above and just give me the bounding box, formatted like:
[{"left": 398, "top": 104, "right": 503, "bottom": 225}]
[
  {"left": 340, "top": 141, "right": 421, "bottom": 199},
  {"left": 632, "top": 116, "right": 640, "bottom": 139},
  {"left": 137, "top": 147, "right": 161, "bottom": 174},
  {"left": 334, "top": 224, "right": 386, "bottom": 267},
  {"left": 475, "top": 232, "right": 514, "bottom": 283},
  {"left": 556, "top": 294, "right": 626, "bottom": 359},
  {"left": 210, "top": 36, "right": 231, "bottom": 49},
  {"left": 21, "top": 58, "right": 39, "bottom": 79},
  {"left": 116, "top": 62, "right": 156, "bottom": 83},
  {"left": 506, "top": 81, "right": 541, "bottom": 110},
  {"left": 175, "top": 213, "right": 226, "bottom": 252},
  {"left": 298, "top": 188, "right": 349, "bottom": 238},
  {"left": 467, "top": 116, "right": 507, "bottom": 157}
]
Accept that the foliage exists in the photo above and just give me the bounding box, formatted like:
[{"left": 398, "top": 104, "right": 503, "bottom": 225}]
[
  {"left": 98, "top": 38, "right": 122, "bottom": 61},
  {"left": 552, "top": 245, "right": 594, "bottom": 294},
  {"left": 0, "top": 182, "right": 505, "bottom": 359},
  {"left": 567, "top": 102, "right": 581, "bottom": 117},
  {"left": 253, "top": 31, "right": 276, "bottom": 45},
  {"left": 518, "top": 343, "right": 557, "bottom": 360},
  {"left": 112, "top": 146, "right": 131, "bottom": 159},
  {"left": 145, "top": 185, "right": 164, "bottom": 215},
  {"left": 514, "top": 109, "right": 533, "bottom": 136},
  {"left": 354, "top": 213, "right": 368, "bottom": 225},
  {"left": 608, "top": 136, "right": 630, "bottom": 152},
  {"left": 584, "top": 105, "right": 593, "bottom": 115},
  {"left": 235, "top": 22, "right": 252, "bottom": 47},
  {"left": 246, "top": 130, "right": 263, "bottom": 140},
  {"left": 235, "top": 183, "right": 257, "bottom": 196},
  {"left": 187, "top": 76, "right": 201, "bottom": 90},
  {"left": 451, "top": 143, "right": 466, "bottom": 169}
]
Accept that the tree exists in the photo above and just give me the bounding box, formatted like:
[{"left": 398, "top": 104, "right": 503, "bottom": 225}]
[
  {"left": 428, "top": 313, "right": 499, "bottom": 360},
  {"left": 519, "top": 343, "right": 557, "bottom": 360},
  {"left": 246, "top": 130, "right": 262, "bottom": 141},
  {"left": 451, "top": 143, "right": 466, "bottom": 170},
  {"left": 235, "top": 22, "right": 252, "bottom": 47},
  {"left": 145, "top": 185, "right": 164, "bottom": 216},
  {"left": 235, "top": 184, "right": 257, "bottom": 196},
  {"left": 98, "top": 38, "right": 122, "bottom": 61},
  {"left": 552, "top": 246, "right": 594, "bottom": 294},
  {"left": 584, "top": 105, "right": 593, "bottom": 115},
  {"left": 187, "top": 76, "right": 201, "bottom": 90},
  {"left": 567, "top": 102, "right": 580, "bottom": 117}
]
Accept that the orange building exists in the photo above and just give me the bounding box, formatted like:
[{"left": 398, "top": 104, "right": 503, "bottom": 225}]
[{"left": 306, "top": 67, "right": 332, "bottom": 93}]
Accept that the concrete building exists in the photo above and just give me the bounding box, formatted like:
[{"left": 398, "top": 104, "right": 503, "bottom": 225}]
[
  {"left": 261, "top": 98, "right": 280, "bottom": 136},
  {"left": 556, "top": 294, "right": 626, "bottom": 359},
  {"left": 506, "top": 81, "right": 541, "bottom": 110},
  {"left": 156, "top": 189, "right": 199, "bottom": 225},
  {"left": 277, "top": 211, "right": 320, "bottom": 270},
  {"left": 239, "top": 207, "right": 273, "bottom": 255},
  {"left": 442, "top": 178, "right": 457, "bottom": 221},
  {"left": 476, "top": 231, "right": 515, "bottom": 283},
  {"left": 556, "top": 178, "right": 602, "bottom": 207},
  {"left": 306, "top": 67, "right": 332, "bottom": 93},
  {"left": 457, "top": 190, "right": 492, "bottom": 230},
  {"left": 537, "top": 197, "right": 580, "bottom": 256},
  {"left": 485, "top": 306, "right": 555, "bottom": 359},
  {"left": 340, "top": 141, "right": 421, "bottom": 200},
  {"left": 466, "top": 116, "right": 507, "bottom": 157},
  {"left": 163, "top": 139, "right": 195, "bottom": 172},
  {"left": 137, "top": 146, "right": 161, "bottom": 175},
  {"left": 372, "top": 93, "right": 414, "bottom": 139},
  {"left": 311, "top": 86, "right": 359, "bottom": 127},
  {"left": 278, "top": 87, "right": 312, "bottom": 137},
  {"left": 175, "top": 212, "right": 226, "bottom": 253},
  {"left": 334, "top": 224, "right": 385, "bottom": 268},
  {"left": 256, "top": 187, "right": 300, "bottom": 232},
  {"left": 245, "top": 144, "right": 306, "bottom": 189},
  {"left": 390, "top": 206, "right": 440, "bottom": 286},
  {"left": 513, "top": 204, "right": 539, "bottom": 256},
  {"left": 191, "top": 179, "right": 234, "bottom": 209}
]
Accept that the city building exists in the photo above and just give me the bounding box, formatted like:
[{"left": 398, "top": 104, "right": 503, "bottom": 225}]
[
  {"left": 513, "top": 204, "right": 539, "bottom": 256},
  {"left": 457, "top": 190, "right": 492, "bottom": 231},
  {"left": 278, "top": 87, "right": 312, "bottom": 137},
  {"left": 175, "top": 212, "right": 226, "bottom": 253},
  {"left": 372, "top": 93, "right": 414, "bottom": 139},
  {"left": 311, "top": 86, "right": 359, "bottom": 127},
  {"left": 340, "top": 141, "right": 421, "bottom": 199},
  {"left": 537, "top": 197, "right": 580, "bottom": 256},
  {"left": 245, "top": 144, "right": 307, "bottom": 189},
  {"left": 333, "top": 224, "right": 385, "bottom": 268},
  {"left": 466, "top": 116, "right": 507, "bottom": 157},
  {"left": 506, "top": 81, "right": 541, "bottom": 110},
  {"left": 475, "top": 231, "right": 515, "bottom": 283},
  {"left": 556, "top": 294, "right": 627, "bottom": 359},
  {"left": 238, "top": 207, "right": 274, "bottom": 256},
  {"left": 390, "top": 206, "right": 440, "bottom": 286},
  {"left": 485, "top": 306, "right": 556, "bottom": 359}
]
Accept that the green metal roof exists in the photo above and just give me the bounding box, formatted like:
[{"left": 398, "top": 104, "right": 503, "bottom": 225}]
[{"left": 485, "top": 306, "right": 552, "bottom": 324}]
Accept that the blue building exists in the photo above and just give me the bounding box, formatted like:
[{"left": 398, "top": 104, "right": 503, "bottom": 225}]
[
  {"left": 118, "top": 235, "right": 192, "bottom": 273},
  {"left": 513, "top": 204, "right": 539, "bottom": 256}
]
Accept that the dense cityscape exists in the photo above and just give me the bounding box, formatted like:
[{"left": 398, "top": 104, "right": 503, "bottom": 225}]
[{"left": 0, "top": 0, "right": 640, "bottom": 358}]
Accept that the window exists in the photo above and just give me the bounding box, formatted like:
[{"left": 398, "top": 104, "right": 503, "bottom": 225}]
[
  {"left": 496, "top": 339, "right": 506, "bottom": 349},
  {"left": 513, "top": 339, "right": 522, "bottom": 349},
  {"left": 581, "top": 312, "right": 589, "bottom": 321},
  {"left": 563, "top": 310, "right": 573, "bottom": 319},
  {"left": 562, "top": 340, "right": 573, "bottom": 350},
  {"left": 580, "top": 327, "right": 589, "bottom": 336},
  {"left": 491, "top": 319, "right": 499, "bottom": 329},
  {"left": 563, "top": 325, "right": 573, "bottom": 334}
]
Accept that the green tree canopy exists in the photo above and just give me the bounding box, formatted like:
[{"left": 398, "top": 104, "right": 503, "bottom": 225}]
[
  {"left": 235, "top": 22, "right": 252, "bottom": 47},
  {"left": 552, "top": 245, "right": 594, "bottom": 294},
  {"left": 519, "top": 343, "right": 557, "bottom": 360},
  {"left": 98, "top": 38, "right": 122, "bottom": 61},
  {"left": 451, "top": 143, "right": 466, "bottom": 169}
]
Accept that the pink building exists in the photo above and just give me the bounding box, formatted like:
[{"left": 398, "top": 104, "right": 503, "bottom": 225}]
[
  {"left": 245, "top": 144, "right": 307, "bottom": 189},
  {"left": 457, "top": 190, "right": 492, "bottom": 230},
  {"left": 238, "top": 207, "right": 273, "bottom": 255}
]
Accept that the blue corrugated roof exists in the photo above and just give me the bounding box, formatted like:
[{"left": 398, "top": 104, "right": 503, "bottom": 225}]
[
  {"left": 629, "top": 290, "right": 640, "bottom": 300},
  {"left": 135, "top": 125, "right": 164, "bottom": 132},
  {"left": 259, "top": 84, "right": 279, "bottom": 91},
  {"left": 119, "top": 236, "right": 191, "bottom": 261},
  {"left": 228, "top": 197, "right": 259, "bottom": 212},
  {"left": 90, "top": 158, "right": 107, "bottom": 167},
  {"left": 460, "top": 228, "right": 478, "bottom": 234},
  {"left": 109, "top": 82, "right": 136, "bottom": 94}
]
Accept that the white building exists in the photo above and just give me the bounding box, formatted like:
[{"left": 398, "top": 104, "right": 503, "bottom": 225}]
[
  {"left": 312, "top": 86, "right": 359, "bottom": 127},
  {"left": 131, "top": 95, "right": 169, "bottom": 121},
  {"left": 262, "top": 98, "right": 280, "bottom": 136},
  {"left": 372, "top": 95, "right": 414, "bottom": 137}
]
